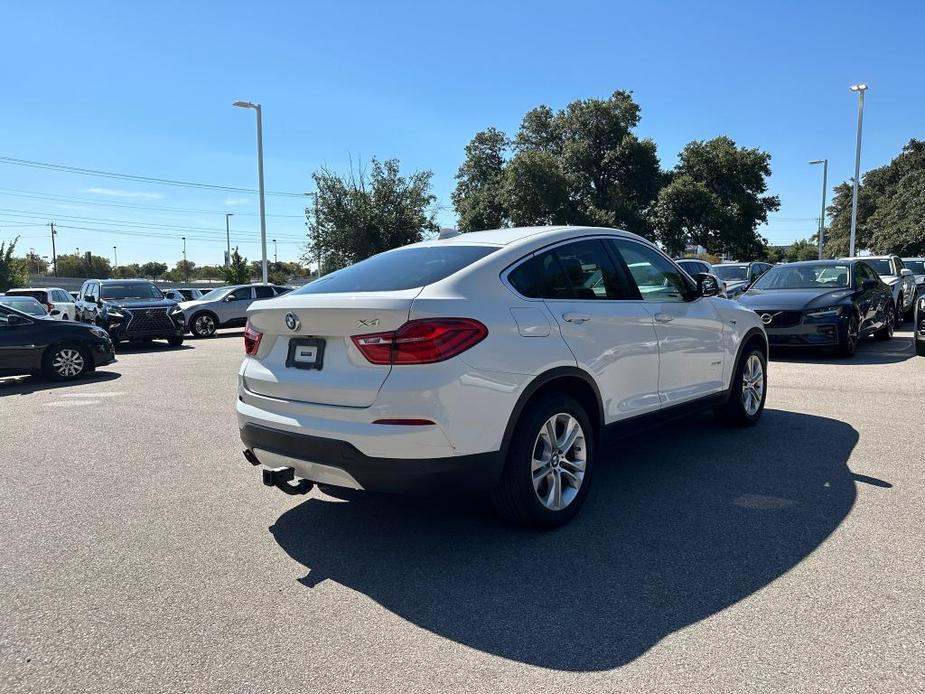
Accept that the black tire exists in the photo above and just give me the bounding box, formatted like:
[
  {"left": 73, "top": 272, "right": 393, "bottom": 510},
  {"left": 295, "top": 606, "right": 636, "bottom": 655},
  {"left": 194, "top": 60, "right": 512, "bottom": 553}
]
[
  {"left": 167, "top": 335, "right": 184, "bottom": 347},
  {"left": 874, "top": 305, "right": 894, "bottom": 341},
  {"left": 491, "top": 393, "right": 594, "bottom": 530},
  {"left": 41, "top": 343, "right": 90, "bottom": 381},
  {"left": 190, "top": 312, "right": 218, "bottom": 338},
  {"left": 835, "top": 313, "right": 860, "bottom": 357},
  {"left": 895, "top": 295, "right": 905, "bottom": 325},
  {"left": 715, "top": 343, "right": 767, "bottom": 426},
  {"left": 916, "top": 339, "right": 925, "bottom": 357}
]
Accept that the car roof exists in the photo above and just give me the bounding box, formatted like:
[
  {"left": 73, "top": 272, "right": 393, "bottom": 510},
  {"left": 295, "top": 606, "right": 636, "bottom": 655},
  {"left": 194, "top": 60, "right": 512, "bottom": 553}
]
[
  {"left": 840, "top": 255, "right": 892, "bottom": 260},
  {"left": 779, "top": 259, "right": 856, "bottom": 266},
  {"left": 412, "top": 225, "right": 652, "bottom": 253}
]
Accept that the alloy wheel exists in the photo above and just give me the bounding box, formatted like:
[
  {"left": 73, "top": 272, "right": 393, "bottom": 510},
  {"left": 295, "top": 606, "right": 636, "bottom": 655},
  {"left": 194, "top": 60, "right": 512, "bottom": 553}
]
[
  {"left": 531, "top": 413, "right": 586, "bottom": 511},
  {"left": 194, "top": 314, "right": 216, "bottom": 337},
  {"left": 741, "top": 354, "right": 764, "bottom": 416},
  {"left": 53, "top": 348, "right": 85, "bottom": 378}
]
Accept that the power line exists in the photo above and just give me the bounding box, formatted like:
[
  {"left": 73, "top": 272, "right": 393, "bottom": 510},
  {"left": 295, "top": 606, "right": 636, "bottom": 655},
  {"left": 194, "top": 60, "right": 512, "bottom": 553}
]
[
  {"left": 0, "top": 156, "right": 308, "bottom": 198},
  {"left": 0, "top": 187, "right": 306, "bottom": 218}
]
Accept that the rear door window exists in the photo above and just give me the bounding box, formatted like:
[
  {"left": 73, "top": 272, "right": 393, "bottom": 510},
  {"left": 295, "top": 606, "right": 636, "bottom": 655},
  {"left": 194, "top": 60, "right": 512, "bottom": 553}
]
[
  {"left": 229, "top": 287, "right": 253, "bottom": 301},
  {"left": 296, "top": 245, "right": 497, "bottom": 294},
  {"left": 253, "top": 286, "right": 274, "bottom": 299},
  {"left": 610, "top": 240, "right": 691, "bottom": 302}
]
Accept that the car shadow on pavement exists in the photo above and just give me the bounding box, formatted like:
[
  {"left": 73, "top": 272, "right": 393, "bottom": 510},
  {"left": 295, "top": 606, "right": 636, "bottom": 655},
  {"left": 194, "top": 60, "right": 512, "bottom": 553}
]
[
  {"left": 771, "top": 334, "right": 917, "bottom": 365},
  {"left": 115, "top": 342, "right": 194, "bottom": 354},
  {"left": 269, "top": 408, "right": 861, "bottom": 672},
  {"left": 0, "top": 369, "right": 121, "bottom": 396}
]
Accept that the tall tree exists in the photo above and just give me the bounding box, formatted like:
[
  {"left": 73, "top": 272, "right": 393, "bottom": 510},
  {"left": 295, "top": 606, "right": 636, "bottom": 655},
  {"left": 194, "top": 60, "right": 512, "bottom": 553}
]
[
  {"left": 653, "top": 136, "right": 780, "bottom": 258},
  {"left": 452, "top": 91, "right": 663, "bottom": 236},
  {"left": 141, "top": 261, "right": 168, "bottom": 280},
  {"left": 220, "top": 248, "right": 251, "bottom": 284},
  {"left": 305, "top": 158, "right": 438, "bottom": 270},
  {"left": 452, "top": 128, "right": 508, "bottom": 231},
  {"left": 113, "top": 263, "right": 143, "bottom": 279},
  {"left": 0, "top": 237, "right": 27, "bottom": 291},
  {"left": 825, "top": 139, "right": 925, "bottom": 256},
  {"left": 56, "top": 253, "right": 112, "bottom": 278}
]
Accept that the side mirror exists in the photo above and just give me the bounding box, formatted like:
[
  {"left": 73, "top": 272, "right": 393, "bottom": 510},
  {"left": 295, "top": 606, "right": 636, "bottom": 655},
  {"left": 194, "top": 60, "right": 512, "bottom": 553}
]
[
  {"left": 863, "top": 278, "right": 879, "bottom": 289},
  {"left": 50, "top": 309, "right": 61, "bottom": 316},
  {"left": 900, "top": 268, "right": 913, "bottom": 277},
  {"left": 697, "top": 273, "right": 721, "bottom": 298},
  {"left": 223, "top": 295, "right": 235, "bottom": 302}
]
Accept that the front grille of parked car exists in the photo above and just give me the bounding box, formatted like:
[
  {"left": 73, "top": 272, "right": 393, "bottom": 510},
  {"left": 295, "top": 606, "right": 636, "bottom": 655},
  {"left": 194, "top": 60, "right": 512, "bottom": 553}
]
[
  {"left": 125, "top": 308, "right": 174, "bottom": 333},
  {"left": 755, "top": 310, "right": 802, "bottom": 328}
]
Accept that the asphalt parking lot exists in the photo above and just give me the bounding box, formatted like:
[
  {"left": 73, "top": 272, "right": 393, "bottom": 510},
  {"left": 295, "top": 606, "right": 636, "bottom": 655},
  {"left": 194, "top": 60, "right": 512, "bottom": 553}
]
[{"left": 2, "top": 330, "right": 923, "bottom": 693}]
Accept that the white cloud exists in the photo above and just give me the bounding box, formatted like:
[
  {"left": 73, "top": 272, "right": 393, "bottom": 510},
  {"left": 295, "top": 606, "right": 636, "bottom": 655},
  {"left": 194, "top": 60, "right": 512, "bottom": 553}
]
[
  {"left": 85, "top": 187, "right": 164, "bottom": 200},
  {"left": 224, "top": 197, "right": 249, "bottom": 206}
]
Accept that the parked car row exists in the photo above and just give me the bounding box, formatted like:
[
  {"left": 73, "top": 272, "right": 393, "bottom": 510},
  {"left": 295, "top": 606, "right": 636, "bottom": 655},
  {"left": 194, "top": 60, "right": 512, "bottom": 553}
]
[{"left": 0, "top": 279, "right": 292, "bottom": 382}]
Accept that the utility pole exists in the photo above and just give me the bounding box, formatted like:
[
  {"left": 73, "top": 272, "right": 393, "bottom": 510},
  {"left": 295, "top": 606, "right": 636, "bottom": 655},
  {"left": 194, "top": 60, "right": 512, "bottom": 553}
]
[
  {"left": 809, "top": 159, "right": 828, "bottom": 259},
  {"left": 182, "top": 237, "right": 188, "bottom": 282},
  {"left": 49, "top": 222, "right": 57, "bottom": 277},
  {"left": 224, "top": 213, "right": 234, "bottom": 267},
  {"left": 113, "top": 246, "right": 118, "bottom": 270},
  {"left": 849, "top": 84, "right": 868, "bottom": 257}
]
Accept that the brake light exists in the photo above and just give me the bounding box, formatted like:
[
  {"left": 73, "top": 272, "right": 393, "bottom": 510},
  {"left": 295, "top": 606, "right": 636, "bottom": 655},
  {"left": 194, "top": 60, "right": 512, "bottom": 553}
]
[
  {"left": 46, "top": 302, "right": 54, "bottom": 313},
  {"left": 244, "top": 322, "right": 263, "bottom": 355},
  {"left": 352, "top": 318, "right": 487, "bottom": 365}
]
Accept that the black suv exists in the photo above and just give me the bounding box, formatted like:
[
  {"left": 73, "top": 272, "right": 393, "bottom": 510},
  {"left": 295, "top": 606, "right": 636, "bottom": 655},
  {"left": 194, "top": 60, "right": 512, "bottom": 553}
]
[{"left": 75, "top": 279, "right": 186, "bottom": 347}]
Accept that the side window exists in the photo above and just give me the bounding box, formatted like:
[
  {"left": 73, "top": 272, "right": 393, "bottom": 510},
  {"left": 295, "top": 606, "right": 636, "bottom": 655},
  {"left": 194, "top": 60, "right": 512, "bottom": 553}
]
[
  {"left": 229, "top": 287, "right": 252, "bottom": 301},
  {"left": 507, "top": 251, "right": 572, "bottom": 299},
  {"left": 273, "top": 286, "right": 291, "bottom": 296},
  {"left": 79, "top": 282, "right": 89, "bottom": 300},
  {"left": 610, "top": 240, "right": 690, "bottom": 302},
  {"left": 88, "top": 283, "right": 99, "bottom": 301},
  {"left": 254, "top": 286, "right": 274, "bottom": 299},
  {"left": 552, "top": 240, "right": 628, "bottom": 300}
]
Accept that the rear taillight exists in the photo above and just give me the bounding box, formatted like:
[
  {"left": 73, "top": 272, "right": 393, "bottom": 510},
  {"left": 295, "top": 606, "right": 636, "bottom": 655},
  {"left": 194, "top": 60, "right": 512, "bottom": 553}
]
[
  {"left": 352, "top": 318, "right": 487, "bottom": 365},
  {"left": 46, "top": 302, "right": 54, "bottom": 313},
  {"left": 244, "top": 322, "right": 263, "bottom": 355}
]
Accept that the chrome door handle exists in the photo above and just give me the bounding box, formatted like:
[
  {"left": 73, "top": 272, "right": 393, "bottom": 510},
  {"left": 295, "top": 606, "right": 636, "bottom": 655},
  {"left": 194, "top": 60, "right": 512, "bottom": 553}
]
[
  {"left": 562, "top": 312, "right": 591, "bottom": 324},
  {"left": 654, "top": 313, "right": 674, "bottom": 323}
]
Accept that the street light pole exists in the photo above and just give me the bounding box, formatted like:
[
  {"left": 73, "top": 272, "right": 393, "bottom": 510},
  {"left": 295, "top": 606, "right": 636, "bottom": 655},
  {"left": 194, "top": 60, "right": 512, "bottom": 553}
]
[
  {"left": 49, "top": 222, "right": 57, "bottom": 277},
  {"left": 849, "top": 84, "right": 868, "bottom": 257},
  {"left": 224, "top": 213, "right": 234, "bottom": 267},
  {"left": 233, "top": 100, "right": 268, "bottom": 284},
  {"left": 272, "top": 238, "right": 277, "bottom": 264},
  {"left": 113, "top": 245, "right": 118, "bottom": 270},
  {"left": 182, "top": 236, "right": 188, "bottom": 282},
  {"left": 809, "top": 159, "right": 828, "bottom": 259}
]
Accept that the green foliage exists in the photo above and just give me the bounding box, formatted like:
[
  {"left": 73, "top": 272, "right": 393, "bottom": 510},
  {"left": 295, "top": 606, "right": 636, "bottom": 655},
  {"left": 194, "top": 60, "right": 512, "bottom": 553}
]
[
  {"left": 305, "top": 158, "right": 438, "bottom": 270},
  {"left": 140, "top": 261, "right": 168, "bottom": 280},
  {"left": 0, "top": 237, "right": 28, "bottom": 291},
  {"left": 451, "top": 127, "right": 508, "bottom": 231},
  {"left": 825, "top": 140, "right": 925, "bottom": 256},
  {"left": 113, "top": 263, "right": 143, "bottom": 279},
  {"left": 166, "top": 259, "right": 196, "bottom": 282},
  {"left": 453, "top": 91, "right": 662, "bottom": 237},
  {"left": 55, "top": 252, "right": 112, "bottom": 278},
  {"left": 654, "top": 137, "right": 779, "bottom": 259},
  {"left": 220, "top": 248, "right": 251, "bottom": 285},
  {"left": 17, "top": 251, "right": 49, "bottom": 275}
]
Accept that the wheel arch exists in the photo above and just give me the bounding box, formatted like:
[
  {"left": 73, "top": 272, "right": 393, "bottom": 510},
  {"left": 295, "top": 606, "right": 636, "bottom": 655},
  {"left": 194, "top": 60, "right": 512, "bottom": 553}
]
[{"left": 500, "top": 366, "right": 604, "bottom": 458}]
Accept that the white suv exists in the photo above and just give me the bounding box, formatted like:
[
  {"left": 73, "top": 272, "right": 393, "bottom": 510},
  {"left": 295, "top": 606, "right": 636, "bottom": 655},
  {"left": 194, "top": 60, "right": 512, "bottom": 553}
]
[{"left": 237, "top": 226, "right": 767, "bottom": 527}]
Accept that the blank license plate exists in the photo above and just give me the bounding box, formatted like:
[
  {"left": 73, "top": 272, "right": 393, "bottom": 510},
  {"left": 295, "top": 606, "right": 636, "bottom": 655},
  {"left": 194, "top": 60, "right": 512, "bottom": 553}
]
[{"left": 286, "top": 338, "right": 325, "bottom": 370}]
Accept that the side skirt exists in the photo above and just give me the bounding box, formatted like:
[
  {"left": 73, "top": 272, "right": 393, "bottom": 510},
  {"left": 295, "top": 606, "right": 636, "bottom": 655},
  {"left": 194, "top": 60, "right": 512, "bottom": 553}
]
[{"left": 603, "top": 391, "right": 729, "bottom": 441}]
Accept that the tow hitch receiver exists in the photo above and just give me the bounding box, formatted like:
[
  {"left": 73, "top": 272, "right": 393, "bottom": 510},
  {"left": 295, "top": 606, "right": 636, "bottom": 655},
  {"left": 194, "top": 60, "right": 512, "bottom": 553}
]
[{"left": 262, "top": 466, "right": 313, "bottom": 495}]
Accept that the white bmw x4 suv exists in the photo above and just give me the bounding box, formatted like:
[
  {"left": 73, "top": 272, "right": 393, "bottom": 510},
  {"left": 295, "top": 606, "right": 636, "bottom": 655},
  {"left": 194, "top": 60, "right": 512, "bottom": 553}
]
[{"left": 238, "top": 226, "right": 767, "bottom": 528}]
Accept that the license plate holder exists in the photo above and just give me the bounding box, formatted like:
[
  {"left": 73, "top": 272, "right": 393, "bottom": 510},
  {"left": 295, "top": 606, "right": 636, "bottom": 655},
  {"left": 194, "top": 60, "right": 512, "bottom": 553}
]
[{"left": 286, "top": 337, "right": 325, "bottom": 370}]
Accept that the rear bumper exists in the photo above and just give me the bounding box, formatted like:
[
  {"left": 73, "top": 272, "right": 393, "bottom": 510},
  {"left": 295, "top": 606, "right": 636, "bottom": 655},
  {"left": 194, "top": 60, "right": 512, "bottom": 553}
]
[{"left": 240, "top": 423, "right": 504, "bottom": 494}]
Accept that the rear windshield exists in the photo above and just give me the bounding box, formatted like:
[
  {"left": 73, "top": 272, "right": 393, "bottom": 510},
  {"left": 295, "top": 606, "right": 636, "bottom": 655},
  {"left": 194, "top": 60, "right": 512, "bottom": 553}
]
[
  {"left": 296, "top": 245, "right": 498, "bottom": 294},
  {"left": 0, "top": 296, "right": 47, "bottom": 315},
  {"left": 6, "top": 289, "right": 47, "bottom": 302},
  {"left": 713, "top": 265, "right": 749, "bottom": 281}
]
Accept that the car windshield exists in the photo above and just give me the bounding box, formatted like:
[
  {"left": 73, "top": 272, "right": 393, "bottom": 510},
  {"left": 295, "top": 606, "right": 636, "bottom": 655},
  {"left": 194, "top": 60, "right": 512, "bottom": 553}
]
[
  {"left": 903, "top": 260, "right": 925, "bottom": 274},
  {"left": 0, "top": 296, "right": 47, "bottom": 316},
  {"left": 713, "top": 265, "right": 749, "bottom": 281},
  {"left": 752, "top": 264, "right": 851, "bottom": 290},
  {"left": 100, "top": 282, "right": 164, "bottom": 300},
  {"left": 864, "top": 259, "right": 892, "bottom": 275},
  {"left": 296, "top": 245, "right": 498, "bottom": 294}
]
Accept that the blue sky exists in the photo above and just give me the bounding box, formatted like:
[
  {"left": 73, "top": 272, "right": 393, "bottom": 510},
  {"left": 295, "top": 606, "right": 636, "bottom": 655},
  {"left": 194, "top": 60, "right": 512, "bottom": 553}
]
[{"left": 1, "top": 0, "right": 923, "bottom": 267}]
